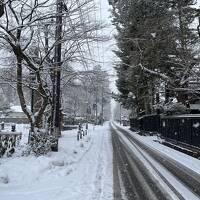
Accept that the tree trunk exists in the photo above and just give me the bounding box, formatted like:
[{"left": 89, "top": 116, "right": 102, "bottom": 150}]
[
  {"left": 16, "top": 55, "right": 34, "bottom": 132},
  {"left": 14, "top": 45, "right": 49, "bottom": 136}
]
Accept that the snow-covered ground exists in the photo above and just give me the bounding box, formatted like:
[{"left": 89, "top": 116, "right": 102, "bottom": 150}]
[
  {"left": 114, "top": 122, "right": 200, "bottom": 175},
  {"left": 2, "top": 121, "right": 200, "bottom": 200},
  {"left": 0, "top": 123, "right": 113, "bottom": 200}
]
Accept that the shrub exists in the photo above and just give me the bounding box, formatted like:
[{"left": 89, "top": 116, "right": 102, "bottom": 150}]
[{"left": 29, "top": 130, "right": 58, "bottom": 156}]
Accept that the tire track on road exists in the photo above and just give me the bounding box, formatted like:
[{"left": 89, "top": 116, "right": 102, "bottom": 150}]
[{"left": 111, "top": 122, "right": 200, "bottom": 200}]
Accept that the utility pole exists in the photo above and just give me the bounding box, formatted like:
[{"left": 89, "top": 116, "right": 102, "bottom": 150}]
[
  {"left": 52, "top": 0, "right": 63, "bottom": 151},
  {"left": 0, "top": 0, "right": 4, "bottom": 18}
]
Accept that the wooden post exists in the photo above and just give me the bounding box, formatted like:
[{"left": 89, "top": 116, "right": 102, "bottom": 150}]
[{"left": 0, "top": 0, "right": 4, "bottom": 17}]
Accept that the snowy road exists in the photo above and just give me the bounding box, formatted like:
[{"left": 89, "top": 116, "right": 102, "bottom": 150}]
[{"left": 111, "top": 122, "right": 200, "bottom": 200}]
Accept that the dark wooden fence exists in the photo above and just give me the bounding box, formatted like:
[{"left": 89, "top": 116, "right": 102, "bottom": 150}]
[
  {"left": 0, "top": 117, "right": 29, "bottom": 124},
  {"left": 130, "top": 118, "right": 140, "bottom": 131},
  {"left": 160, "top": 115, "right": 200, "bottom": 148},
  {"left": 130, "top": 115, "right": 160, "bottom": 132},
  {"left": 130, "top": 114, "right": 200, "bottom": 148},
  {"left": 139, "top": 115, "right": 160, "bottom": 132}
]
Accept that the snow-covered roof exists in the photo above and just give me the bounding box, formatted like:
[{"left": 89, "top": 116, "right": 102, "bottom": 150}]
[
  {"left": 10, "top": 105, "right": 30, "bottom": 113},
  {"left": 10, "top": 106, "right": 23, "bottom": 113}
]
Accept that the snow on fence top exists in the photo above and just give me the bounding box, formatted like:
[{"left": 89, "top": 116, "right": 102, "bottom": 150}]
[{"left": 161, "top": 114, "right": 200, "bottom": 118}]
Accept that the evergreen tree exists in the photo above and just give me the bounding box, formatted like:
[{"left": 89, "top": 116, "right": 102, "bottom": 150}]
[{"left": 111, "top": 0, "right": 200, "bottom": 116}]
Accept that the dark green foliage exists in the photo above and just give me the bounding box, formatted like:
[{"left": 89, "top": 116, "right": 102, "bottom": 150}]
[{"left": 111, "top": 0, "right": 200, "bottom": 116}]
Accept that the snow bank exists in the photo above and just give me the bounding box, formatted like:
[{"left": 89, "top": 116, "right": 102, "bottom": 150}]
[
  {"left": 0, "top": 123, "right": 113, "bottom": 200},
  {"left": 0, "top": 129, "right": 92, "bottom": 186}
]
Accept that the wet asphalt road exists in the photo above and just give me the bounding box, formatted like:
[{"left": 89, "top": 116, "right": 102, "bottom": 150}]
[{"left": 111, "top": 122, "right": 200, "bottom": 200}]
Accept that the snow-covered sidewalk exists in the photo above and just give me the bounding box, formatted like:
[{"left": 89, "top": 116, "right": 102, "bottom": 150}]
[{"left": 0, "top": 123, "right": 113, "bottom": 200}]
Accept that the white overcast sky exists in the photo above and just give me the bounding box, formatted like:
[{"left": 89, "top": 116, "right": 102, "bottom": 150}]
[{"left": 95, "top": 0, "right": 117, "bottom": 92}]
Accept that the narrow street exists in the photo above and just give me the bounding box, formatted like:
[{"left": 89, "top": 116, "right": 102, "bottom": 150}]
[{"left": 111, "top": 122, "right": 200, "bottom": 200}]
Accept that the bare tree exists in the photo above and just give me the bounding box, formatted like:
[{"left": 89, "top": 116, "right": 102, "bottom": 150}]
[{"left": 0, "top": 0, "right": 104, "bottom": 135}]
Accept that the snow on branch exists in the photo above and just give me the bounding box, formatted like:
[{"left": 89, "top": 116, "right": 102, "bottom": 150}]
[{"left": 138, "top": 63, "right": 173, "bottom": 84}]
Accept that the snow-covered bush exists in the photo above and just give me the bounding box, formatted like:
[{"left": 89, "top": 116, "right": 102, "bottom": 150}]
[
  {"left": 154, "top": 101, "right": 189, "bottom": 115},
  {"left": 29, "top": 131, "right": 57, "bottom": 156},
  {"left": 163, "top": 102, "right": 189, "bottom": 115}
]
